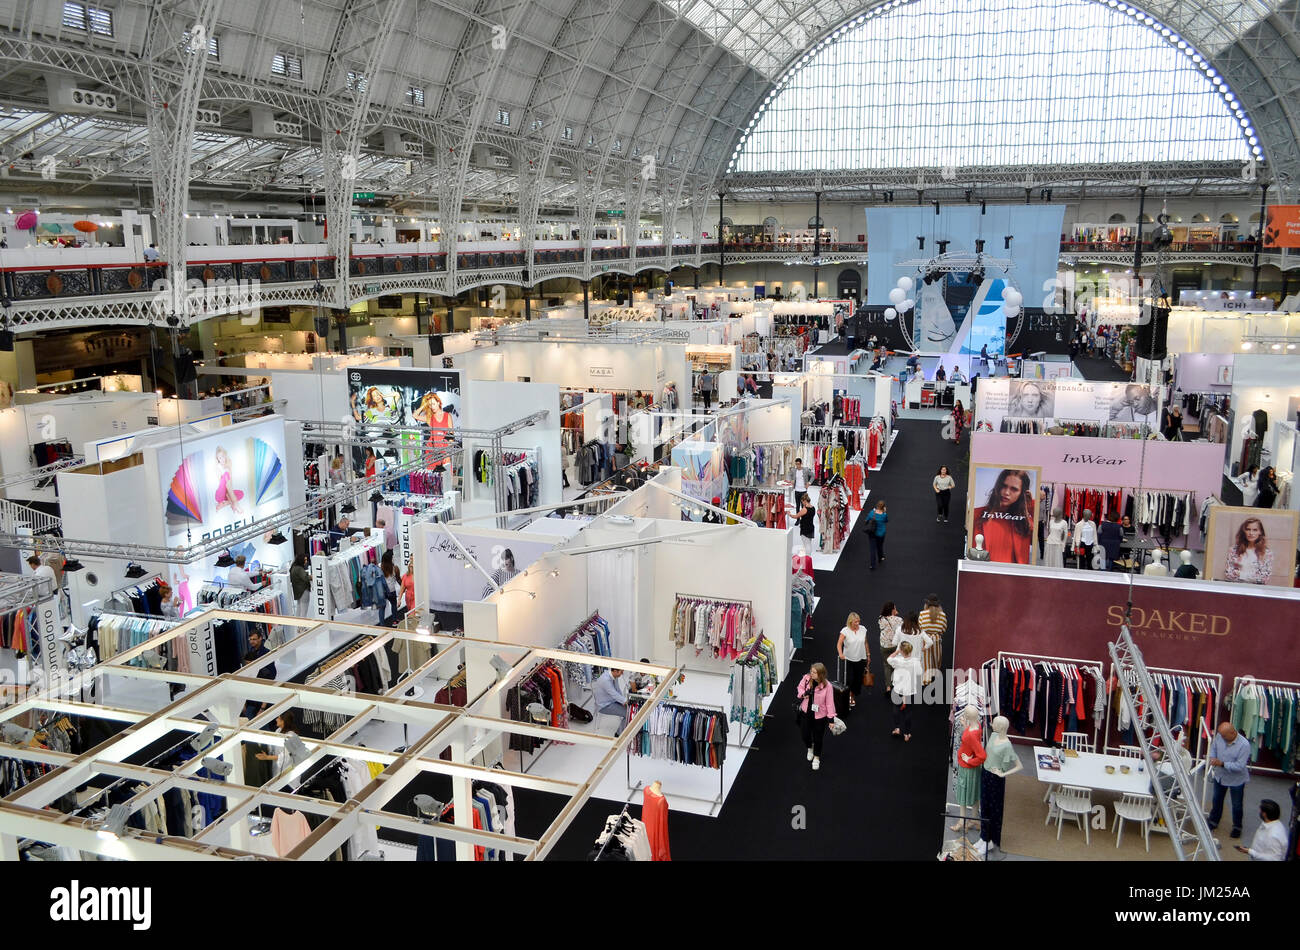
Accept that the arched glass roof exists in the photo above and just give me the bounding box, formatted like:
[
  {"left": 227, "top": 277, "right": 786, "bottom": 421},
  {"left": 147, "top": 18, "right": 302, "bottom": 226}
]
[{"left": 728, "top": 0, "right": 1259, "bottom": 173}]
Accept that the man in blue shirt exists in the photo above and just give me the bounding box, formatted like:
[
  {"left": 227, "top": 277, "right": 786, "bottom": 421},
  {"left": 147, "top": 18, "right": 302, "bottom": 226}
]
[
  {"left": 1206, "top": 721, "right": 1252, "bottom": 837},
  {"left": 594, "top": 667, "right": 628, "bottom": 735}
]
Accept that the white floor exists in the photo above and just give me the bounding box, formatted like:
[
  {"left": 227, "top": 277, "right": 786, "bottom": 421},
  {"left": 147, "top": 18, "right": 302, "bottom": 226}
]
[{"left": 514, "top": 669, "right": 778, "bottom": 817}]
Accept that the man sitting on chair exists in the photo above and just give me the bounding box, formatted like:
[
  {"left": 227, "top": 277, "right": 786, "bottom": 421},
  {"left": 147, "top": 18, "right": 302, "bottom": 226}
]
[{"left": 594, "top": 667, "right": 629, "bottom": 735}]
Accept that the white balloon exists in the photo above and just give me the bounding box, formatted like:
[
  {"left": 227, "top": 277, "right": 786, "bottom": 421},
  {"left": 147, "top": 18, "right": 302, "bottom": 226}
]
[
  {"left": 884, "top": 307, "right": 897, "bottom": 320},
  {"left": 1004, "top": 288, "right": 1023, "bottom": 308},
  {"left": 1004, "top": 305, "right": 1020, "bottom": 319},
  {"left": 902, "top": 298, "right": 914, "bottom": 312},
  {"left": 896, "top": 276, "right": 914, "bottom": 292},
  {"left": 888, "top": 287, "right": 905, "bottom": 305}
]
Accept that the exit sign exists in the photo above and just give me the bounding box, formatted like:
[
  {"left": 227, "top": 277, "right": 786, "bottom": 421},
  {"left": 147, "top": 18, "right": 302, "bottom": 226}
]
[
  {"left": 603, "top": 209, "right": 625, "bottom": 217},
  {"left": 353, "top": 192, "right": 375, "bottom": 201}
]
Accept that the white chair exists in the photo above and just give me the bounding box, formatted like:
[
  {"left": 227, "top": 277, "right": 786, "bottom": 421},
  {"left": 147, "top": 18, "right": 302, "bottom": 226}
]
[
  {"left": 1053, "top": 785, "right": 1093, "bottom": 843},
  {"left": 1043, "top": 734, "right": 1094, "bottom": 803},
  {"left": 1114, "top": 793, "right": 1156, "bottom": 851},
  {"left": 1117, "top": 745, "right": 1143, "bottom": 758},
  {"left": 1061, "top": 732, "right": 1094, "bottom": 753}
]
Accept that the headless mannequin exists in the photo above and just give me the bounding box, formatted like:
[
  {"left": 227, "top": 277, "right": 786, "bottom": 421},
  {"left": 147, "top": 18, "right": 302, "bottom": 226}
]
[
  {"left": 980, "top": 715, "right": 1023, "bottom": 853},
  {"left": 1144, "top": 549, "right": 1167, "bottom": 576},
  {"left": 1174, "top": 549, "right": 1200, "bottom": 579},
  {"left": 967, "top": 533, "right": 992, "bottom": 561},
  {"left": 1044, "top": 509, "right": 1068, "bottom": 568},
  {"left": 951, "top": 705, "right": 986, "bottom": 831}
]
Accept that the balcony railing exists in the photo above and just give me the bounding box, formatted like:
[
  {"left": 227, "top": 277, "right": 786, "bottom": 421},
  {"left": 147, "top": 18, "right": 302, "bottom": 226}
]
[{"left": 2, "top": 237, "right": 1286, "bottom": 309}]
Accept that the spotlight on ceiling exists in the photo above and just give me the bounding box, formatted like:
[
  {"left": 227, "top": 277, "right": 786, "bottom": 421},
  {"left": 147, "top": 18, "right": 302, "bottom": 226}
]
[
  {"left": 267, "top": 530, "right": 288, "bottom": 545},
  {"left": 124, "top": 562, "right": 147, "bottom": 579}
]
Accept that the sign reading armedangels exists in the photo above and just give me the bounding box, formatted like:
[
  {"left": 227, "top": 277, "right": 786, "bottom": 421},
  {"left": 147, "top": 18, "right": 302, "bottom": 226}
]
[{"left": 974, "top": 377, "right": 1162, "bottom": 433}]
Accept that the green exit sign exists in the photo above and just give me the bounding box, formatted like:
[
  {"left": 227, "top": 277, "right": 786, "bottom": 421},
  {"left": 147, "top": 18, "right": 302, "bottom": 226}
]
[
  {"left": 353, "top": 192, "right": 375, "bottom": 201},
  {"left": 603, "top": 209, "right": 625, "bottom": 217}
]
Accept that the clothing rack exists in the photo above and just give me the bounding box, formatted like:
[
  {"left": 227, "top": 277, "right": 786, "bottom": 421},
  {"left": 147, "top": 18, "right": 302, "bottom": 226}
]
[
  {"left": 1230, "top": 675, "right": 1300, "bottom": 776},
  {"left": 1103, "top": 663, "right": 1221, "bottom": 760},
  {"left": 670, "top": 592, "right": 755, "bottom": 670},
  {"left": 991, "top": 651, "right": 1106, "bottom": 746},
  {"left": 590, "top": 781, "right": 644, "bottom": 862},
  {"left": 624, "top": 699, "right": 727, "bottom": 815}
]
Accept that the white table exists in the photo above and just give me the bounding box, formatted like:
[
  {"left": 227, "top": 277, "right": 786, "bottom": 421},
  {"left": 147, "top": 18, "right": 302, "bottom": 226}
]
[{"left": 1033, "top": 746, "right": 1153, "bottom": 796}]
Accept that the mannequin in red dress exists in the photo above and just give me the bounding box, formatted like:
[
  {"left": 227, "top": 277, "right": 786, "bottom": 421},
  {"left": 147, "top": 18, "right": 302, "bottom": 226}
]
[{"left": 642, "top": 780, "right": 670, "bottom": 861}]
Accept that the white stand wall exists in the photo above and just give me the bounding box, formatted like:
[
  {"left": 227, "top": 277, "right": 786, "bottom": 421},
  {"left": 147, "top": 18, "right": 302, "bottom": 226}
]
[{"left": 460, "top": 379, "right": 563, "bottom": 522}]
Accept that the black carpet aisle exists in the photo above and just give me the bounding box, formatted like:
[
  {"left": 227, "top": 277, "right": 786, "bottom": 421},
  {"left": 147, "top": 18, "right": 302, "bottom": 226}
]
[
  {"left": 1072, "top": 354, "right": 1130, "bottom": 381},
  {"left": 540, "top": 420, "right": 969, "bottom": 860}
]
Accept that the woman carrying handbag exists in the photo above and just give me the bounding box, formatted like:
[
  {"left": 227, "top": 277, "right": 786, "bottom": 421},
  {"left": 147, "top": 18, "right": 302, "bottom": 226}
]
[
  {"left": 796, "top": 663, "right": 837, "bottom": 771},
  {"left": 836, "top": 612, "right": 871, "bottom": 710}
]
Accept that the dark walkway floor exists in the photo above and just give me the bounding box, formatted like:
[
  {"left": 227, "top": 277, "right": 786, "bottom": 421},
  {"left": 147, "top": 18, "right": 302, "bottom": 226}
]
[
  {"left": 1072, "top": 354, "right": 1131, "bottom": 381},
  {"left": 541, "top": 420, "right": 970, "bottom": 860}
]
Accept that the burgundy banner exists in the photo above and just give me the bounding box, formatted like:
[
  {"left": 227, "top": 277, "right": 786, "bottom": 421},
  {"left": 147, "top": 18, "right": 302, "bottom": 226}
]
[{"left": 954, "top": 562, "right": 1300, "bottom": 693}]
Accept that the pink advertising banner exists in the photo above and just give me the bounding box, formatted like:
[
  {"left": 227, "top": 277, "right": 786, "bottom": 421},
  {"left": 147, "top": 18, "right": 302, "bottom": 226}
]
[{"left": 970, "top": 432, "right": 1225, "bottom": 494}]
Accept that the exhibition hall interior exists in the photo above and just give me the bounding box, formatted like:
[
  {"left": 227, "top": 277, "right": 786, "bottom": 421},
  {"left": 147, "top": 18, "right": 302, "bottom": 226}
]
[{"left": 1, "top": 0, "right": 1299, "bottom": 867}]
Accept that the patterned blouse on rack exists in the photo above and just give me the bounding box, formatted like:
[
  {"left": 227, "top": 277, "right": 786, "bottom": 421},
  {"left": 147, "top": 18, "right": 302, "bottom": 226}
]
[{"left": 669, "top": 597, "right": 754, "bottom": 661}]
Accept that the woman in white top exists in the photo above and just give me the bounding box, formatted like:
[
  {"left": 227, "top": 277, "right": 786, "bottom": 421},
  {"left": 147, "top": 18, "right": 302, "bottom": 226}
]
[
  {"left": 933, "top": 465, "right": 956, "bottom": 523},
  {"left": 887, "top": 642, "right": 923, "bottom": 742},
  {"left": 1043, "top": 509, "right": 1069, "bottom": 568},
  {"left": 836, "top": 612, "right": 870, "bottom": 710},
  {"left": 894, "top": 613, "right": 937, "bottom": 682},
  {"left": 877, "top": 602, "right": 902, "bottom": 693}
]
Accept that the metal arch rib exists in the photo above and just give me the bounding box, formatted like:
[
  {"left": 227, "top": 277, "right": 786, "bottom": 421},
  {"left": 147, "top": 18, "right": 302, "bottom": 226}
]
[{"left": 517, "top": 0, "right": 624, "bottom": 277}]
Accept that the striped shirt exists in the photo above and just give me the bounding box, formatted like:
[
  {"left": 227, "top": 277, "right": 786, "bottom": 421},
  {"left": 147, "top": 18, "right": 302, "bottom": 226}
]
[{"left": 919, "top": 606, "right": 947, "bottom": 640}]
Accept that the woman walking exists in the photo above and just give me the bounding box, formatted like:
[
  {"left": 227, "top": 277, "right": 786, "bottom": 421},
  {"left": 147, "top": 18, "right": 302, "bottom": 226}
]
[
  {"left": 836, "top": 612, "right": 870, "bottom": 711},
  {"left": 918, "top": 594, "right": 947, "bottom": 684},
  {"left": 933, "top": 465, "right": 955, "bottom": 523},
  {"left": 865, "top": 500, "right": 888, "bottom": 569},
  {"left": 888, "top": 641, "right": 922, "bottom": 742},
  {"left": 796, "top": 662, "right": 836, "bottom": 770},
  {"left": 952, "top": 400, "right": 966, "bottom": 443},
  {"left": 877, "top": 602, "right": 902, "bottom": 692}
]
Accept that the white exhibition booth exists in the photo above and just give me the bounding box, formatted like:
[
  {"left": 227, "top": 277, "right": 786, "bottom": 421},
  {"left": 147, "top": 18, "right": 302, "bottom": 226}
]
[
  {"left": 55, "top": 414, "right": 307, "bottom": 627},
  {"left": 1166, "top": 308, "right": 1300, "bottom": 353},
  {"left": 413, "top": 469, "right": 793, "bottom": 815}
]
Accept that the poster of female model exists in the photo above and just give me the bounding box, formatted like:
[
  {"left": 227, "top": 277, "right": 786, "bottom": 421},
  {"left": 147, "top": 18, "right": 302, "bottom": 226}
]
[
  {"left": 347, "top": 368, "right": 463, "bottom": 469},
  {"left": 967, "top": 465, "right": 1040, "bottom": 564},
  {"left": 1204, "top": 506, "right": 1299, "bottom": 588}
]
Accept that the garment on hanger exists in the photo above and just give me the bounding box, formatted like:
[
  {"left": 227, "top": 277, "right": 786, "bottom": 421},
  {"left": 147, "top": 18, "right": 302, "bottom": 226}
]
[
  {"left": 668, "top": 595, "right": 754, "bottom": 660},
  {"left": 728, "top": 635, "right": 777, "bottom": 731},
  {"left": 626, "top": 699, "right": 729, "bottom": 768}
]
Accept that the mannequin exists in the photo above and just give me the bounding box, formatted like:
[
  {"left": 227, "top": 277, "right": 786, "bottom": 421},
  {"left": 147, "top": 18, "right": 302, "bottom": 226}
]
[
  {"left": 951, "top": 705, "right": 986, "bottom": 831},
  {"left": 1144, "top": 549, "right": 1168, "bottom": 576},
  {"left": 980, "top": 714, "right": 1023, "bottom": 854},
  {"left": 642, "top": 780, "right": 670, "bottom": 861},
  {"left": 1072, "top": 508, "right": 1097, "bottom": 570},
  {"left": 1043, "top": 509, "right": 1068, "bottom": 568},
  {"left": 1174, "top": 550, "right": 1200, "bottom": 579},
  {"left": 967, "top": 534, "right": 992, "bottom": 561}
]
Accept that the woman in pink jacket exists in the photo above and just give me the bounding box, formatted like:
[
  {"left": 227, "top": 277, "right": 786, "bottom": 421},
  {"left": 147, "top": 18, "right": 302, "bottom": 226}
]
[{"left": 797, "top": 662, "right": 837, "bottom": 771}]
